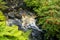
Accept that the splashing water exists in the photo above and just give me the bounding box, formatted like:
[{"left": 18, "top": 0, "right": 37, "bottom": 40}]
[
  {"left": 21, "top": 15, "right": 42, "bottom": 32},
  {"left": 6, "top": 9, "right": 43, "bottom": 40}
]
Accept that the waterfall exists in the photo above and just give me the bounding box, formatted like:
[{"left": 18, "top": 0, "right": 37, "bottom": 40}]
[{"left": 6, "top": 9, "right": 43, "bottom": 40}]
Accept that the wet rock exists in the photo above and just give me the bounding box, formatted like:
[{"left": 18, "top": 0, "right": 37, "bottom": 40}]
[
  {"left": 5, "top": 0, "right": 23, "bottom": 9},
  {"left": 6, "top": 18, "right": 22, "bottom": 28}
]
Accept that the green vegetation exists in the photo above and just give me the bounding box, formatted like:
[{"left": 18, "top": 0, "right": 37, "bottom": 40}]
[
  {"left": 24, "top": 0, "right": 60, "bottom": 40},
  {"left": 0, "top": 0, "right": 8, "bottom": 10},
  {"left": 0, "top": 21, "right": 31, "bottom": 40},
  {"left": 0, "top": 11, "right": 6, "bottom": 21}
]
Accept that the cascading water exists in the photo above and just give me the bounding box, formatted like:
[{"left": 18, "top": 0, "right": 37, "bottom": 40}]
[
  {"left": 4, "top": 0, "right": 44, "bottom": 40},
  {"left": 5, "top": 9, "right": 43, "bottom": 40}
]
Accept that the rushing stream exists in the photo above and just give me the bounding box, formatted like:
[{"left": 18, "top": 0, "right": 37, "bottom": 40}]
[
  {"left": 5, "top": 9, "right": 44, "bottom": 40},
  {"left": 3, "top": 0, "right": 44, "bottom": 40}
]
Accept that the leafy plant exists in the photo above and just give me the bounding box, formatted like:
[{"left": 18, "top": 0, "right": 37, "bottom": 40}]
[
  {"left": 24, "top": 0, "right": 60, "bottom": 40},
  {"left": 0, "top": 0, "right": 8, "bottom": 10},
  {"left": 0, "top": 11, "right": 6, "bottom": 21},
  {"left": 0, "top": 21, "right": 31, "bottom": 40}
]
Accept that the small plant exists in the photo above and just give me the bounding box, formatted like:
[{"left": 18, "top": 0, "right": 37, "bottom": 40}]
[{"left": 0, "top": 0, "right": 8, "bottom": 10}]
